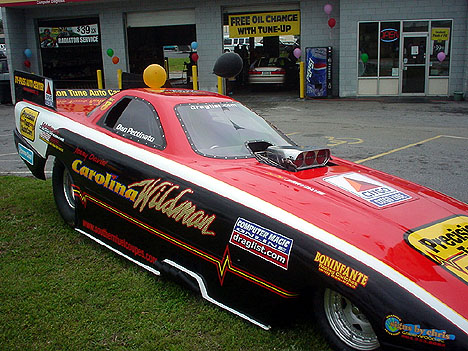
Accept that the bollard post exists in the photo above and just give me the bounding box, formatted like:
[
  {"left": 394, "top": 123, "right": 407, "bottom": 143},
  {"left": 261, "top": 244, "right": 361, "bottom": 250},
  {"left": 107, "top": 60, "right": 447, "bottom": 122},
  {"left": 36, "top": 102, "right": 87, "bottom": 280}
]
[
  {"left": 217, "top": 76, "right": 223, "bottom": 95},
  {"left": 299, "top": 61, "right": 305, "bottom": 99},
  {"left": 117, "top": 69, "right": 122, "bottom": 90},
  {"left": 192, "top": 65, "right": 198, "bottom": 90},
  {"left": 97, "top": 70, "right": 103, "bottom": 89}
]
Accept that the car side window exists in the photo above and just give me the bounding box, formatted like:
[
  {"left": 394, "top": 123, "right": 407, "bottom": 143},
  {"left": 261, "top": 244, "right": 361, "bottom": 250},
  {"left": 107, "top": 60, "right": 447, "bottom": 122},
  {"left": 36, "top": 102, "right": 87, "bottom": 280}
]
[{"left": 102, "top": 97, "right": 166, "bottom": 149}]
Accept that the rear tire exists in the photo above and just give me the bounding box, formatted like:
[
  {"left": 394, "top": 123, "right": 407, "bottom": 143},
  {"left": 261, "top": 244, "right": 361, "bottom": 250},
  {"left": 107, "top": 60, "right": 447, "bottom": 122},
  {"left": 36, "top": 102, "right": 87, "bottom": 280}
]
[
  {"left": 314, "top": 287, "right": 380, "bottom": 351},
  {"left": 52, "top": 160, "right": 76, "bottom": 227}
]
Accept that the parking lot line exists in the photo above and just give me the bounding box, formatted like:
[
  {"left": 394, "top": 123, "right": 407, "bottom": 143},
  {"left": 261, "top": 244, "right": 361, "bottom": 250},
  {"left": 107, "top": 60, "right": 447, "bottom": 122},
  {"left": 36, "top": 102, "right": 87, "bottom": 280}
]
[{"left": 355, "top": 135, "right": 466, "bottom": 164}]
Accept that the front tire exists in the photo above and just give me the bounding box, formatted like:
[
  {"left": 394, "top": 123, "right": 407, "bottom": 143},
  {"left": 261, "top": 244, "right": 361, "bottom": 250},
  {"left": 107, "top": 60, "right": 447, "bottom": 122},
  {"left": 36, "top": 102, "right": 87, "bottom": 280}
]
[
  {"left": 314, "top": 287, "right": 380, "bottom": 351},
  {"left": 52, "top": 160, "right": 76, "bottom": 227}
]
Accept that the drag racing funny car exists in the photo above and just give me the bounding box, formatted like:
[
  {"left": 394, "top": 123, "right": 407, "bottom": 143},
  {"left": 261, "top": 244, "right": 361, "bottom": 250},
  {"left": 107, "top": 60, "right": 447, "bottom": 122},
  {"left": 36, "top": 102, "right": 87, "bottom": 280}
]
[{"left": 13, "top": 60, "right": 468, "bottom": 350}]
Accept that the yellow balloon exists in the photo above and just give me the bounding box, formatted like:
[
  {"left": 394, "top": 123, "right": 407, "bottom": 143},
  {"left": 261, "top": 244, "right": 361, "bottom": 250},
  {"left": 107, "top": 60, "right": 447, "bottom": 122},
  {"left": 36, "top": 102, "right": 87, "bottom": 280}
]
[{"left": 143, "top": 64, "right": 167, "bottom": 89}]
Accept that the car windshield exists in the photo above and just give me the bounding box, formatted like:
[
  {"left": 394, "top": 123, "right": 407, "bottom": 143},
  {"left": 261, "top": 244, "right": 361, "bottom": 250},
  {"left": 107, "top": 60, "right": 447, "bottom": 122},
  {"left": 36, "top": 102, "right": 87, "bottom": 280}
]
[{"left": 175, "top": 101, "right": 293, "bottom": 158}]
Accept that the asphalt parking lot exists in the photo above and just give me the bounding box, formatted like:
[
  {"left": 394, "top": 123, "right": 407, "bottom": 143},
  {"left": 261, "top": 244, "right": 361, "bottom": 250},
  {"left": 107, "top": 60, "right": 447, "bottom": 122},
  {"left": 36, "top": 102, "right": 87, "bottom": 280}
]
[{"left": 1, "top": 93, "right": 467, "bottom": 203}]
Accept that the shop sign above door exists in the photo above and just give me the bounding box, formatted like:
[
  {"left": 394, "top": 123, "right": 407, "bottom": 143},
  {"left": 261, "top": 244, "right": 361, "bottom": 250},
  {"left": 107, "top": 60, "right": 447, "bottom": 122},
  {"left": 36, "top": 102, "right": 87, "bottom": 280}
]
[
  {"left": 228, "top": 10, "right": 300, "bottom": 38},
  {"left": 39, "top": 24, "right": 99, "bottom": 48},
  {"left": 0, "top": 0, "right": 94, "bottom": 6}
]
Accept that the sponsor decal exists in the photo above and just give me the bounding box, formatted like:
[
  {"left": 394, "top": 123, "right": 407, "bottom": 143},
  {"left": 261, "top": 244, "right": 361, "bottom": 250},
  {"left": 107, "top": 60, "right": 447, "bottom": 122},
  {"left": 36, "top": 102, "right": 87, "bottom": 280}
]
[
  {"left": 14, "top": 74, "right": 44, "bottom": 92},
  {"left": 44, "top": 79, "right": 54, "bottom": 108},
  {"left": 314, "top": 252, "right": 368, "bottom": 289},
  {"left": 266, "top": 172, "right": 325, "bottom": 195},
  {"left": 323, "top": 172, "right": 411, "bottom": 207},
  {"left": 18, "top": 143, "right": 34, "bottom": 165},
  {"left": 189, "top": 103, "right": 237, "bottom": 110},
  {"left": 72, "top": 159, "right": 137, "bottom": 202},
  {"left": 100, "top": 97, "right": 115, "bottom": 111},
  {"left": 39, "top": 122, "right": 64, "bottom": 152},
  {"left": 73, "top": 147, "right": 108, "bottom": 166},
  {"left": 384, "top": 315, "right": 455, "bottom": 347},
  {"left": 129, "top": 179, "right": 216, "bottom": 236},
  {"left": 82, "top": 219, "right": 157, "bottom": 265},
  {"left": 229, "top": 217, "right": 293, "bottom": 269},
  {"left": 115, "top": 123, "right": 156, "bottom": 143},
  {"left": 19, "top": 107, "right": 39, "bottom": 141},
  {"left": 72, "top": 159, "right": 216, "bottom": 236},
  {"left": 405, "top": 215, "right": 468, "bottom": 285},
  {"left": 56, "top": 89, "right": 119, "bottom": 98}
]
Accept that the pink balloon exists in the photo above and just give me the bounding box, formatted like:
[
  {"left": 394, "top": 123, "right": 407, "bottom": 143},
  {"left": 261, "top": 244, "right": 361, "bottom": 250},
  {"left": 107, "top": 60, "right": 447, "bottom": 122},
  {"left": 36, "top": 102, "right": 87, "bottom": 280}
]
[
  {"left": 437, "top": 52, "right": 446, "bottom": 62},
  {"left": 293, "top": 48, "right": 301, "bottom": 59},
  {"left": 324, "top": 4, "right": 333, "bottom": 15}
]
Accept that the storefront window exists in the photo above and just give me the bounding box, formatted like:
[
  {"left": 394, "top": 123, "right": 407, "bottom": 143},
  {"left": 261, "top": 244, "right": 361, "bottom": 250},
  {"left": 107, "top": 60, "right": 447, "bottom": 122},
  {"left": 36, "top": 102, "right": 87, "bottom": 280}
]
[
  {"left": 429, "top": 20, "right": 452, "bottom": 76},
  {"left": 379, "top": 22, "right": 400, "bottom": 77},
  {"left": 358, "top": 22, "right": 378, "bottom": 77},
  {"left": 38, "top": 18, "right": 103, "bottom": 88},
  {"left": 403, "top": 21, "right": 428, "bottom": 32}
]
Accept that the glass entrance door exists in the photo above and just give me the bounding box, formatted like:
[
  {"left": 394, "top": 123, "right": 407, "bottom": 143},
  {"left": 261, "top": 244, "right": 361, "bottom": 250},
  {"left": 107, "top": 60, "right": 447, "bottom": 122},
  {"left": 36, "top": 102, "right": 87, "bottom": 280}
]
[{"left": 402, "top": 35, "right": 427, "bottom": 94}]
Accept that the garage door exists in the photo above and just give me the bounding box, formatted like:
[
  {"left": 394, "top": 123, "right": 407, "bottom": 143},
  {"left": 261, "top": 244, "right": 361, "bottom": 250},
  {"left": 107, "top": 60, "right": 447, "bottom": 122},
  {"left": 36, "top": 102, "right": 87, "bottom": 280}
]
[{"left": 127, "top": 9, "right": 195, "bottom": 27}]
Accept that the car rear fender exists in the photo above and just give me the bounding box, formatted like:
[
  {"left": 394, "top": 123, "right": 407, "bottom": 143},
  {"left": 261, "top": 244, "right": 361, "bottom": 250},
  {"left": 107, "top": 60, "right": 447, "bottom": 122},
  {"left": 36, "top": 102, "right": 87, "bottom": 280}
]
[
  {"left": 14, "top": 101, "right": 66, "bottom": 180},
  {"left": 13, "top": 129, "right": 48, "bottom": 180}
]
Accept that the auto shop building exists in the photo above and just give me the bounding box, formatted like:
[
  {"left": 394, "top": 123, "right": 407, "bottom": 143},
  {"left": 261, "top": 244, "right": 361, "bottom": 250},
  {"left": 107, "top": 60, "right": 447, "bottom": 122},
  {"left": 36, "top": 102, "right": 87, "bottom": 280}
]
[{"left": 1, "top": 0, "right": 467, "bottom": 98}]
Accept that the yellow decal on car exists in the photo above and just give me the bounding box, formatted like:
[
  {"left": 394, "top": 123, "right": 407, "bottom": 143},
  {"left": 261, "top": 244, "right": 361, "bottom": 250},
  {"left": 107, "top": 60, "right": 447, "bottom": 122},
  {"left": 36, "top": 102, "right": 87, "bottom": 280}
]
[
  {"left": 406, "top": 216, "right": 468, "bottom": 284},
  {"left": 20, "top": 107, "right": 39, "bottom": 141}
]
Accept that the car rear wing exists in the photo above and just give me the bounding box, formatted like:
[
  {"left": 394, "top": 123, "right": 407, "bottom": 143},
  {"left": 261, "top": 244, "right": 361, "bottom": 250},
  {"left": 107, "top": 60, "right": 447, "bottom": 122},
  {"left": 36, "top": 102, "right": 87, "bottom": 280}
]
[
  {"left": 14, "top": 70, "right": 119, "bottom": 113},
  {"left": 14, "top": 70, "right": 56, "bottom": 110}
]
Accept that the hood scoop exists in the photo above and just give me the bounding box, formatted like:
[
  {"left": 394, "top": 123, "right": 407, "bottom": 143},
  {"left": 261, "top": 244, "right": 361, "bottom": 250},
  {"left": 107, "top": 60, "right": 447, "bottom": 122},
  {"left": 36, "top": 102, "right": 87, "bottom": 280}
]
[{"left": 247, "top": 141, "right": 331, "bottom": 172}]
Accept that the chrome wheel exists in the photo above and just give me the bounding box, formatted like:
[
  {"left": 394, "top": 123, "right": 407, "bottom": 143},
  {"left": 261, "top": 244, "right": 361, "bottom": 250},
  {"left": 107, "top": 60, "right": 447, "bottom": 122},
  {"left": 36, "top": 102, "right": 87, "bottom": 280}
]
[
  {"left": 62, "top": 167, "right": 75, "bottom": 210},
  {"left": 324, "top": 288, "right": 380, "bottom": 350}
]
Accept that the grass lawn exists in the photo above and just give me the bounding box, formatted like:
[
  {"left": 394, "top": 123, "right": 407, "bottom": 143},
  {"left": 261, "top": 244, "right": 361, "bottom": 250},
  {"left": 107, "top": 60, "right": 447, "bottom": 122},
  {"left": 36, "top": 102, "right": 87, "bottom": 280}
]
[
  {"left": 0, "top": 176, "right": 331, "bottom": 350},
  {"left": 167, "top": 57, "right": 190, "bottom": 72}
]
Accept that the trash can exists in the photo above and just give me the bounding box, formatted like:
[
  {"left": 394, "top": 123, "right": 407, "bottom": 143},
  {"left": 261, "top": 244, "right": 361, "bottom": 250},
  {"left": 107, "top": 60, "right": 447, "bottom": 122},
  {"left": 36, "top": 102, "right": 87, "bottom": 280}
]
[{"left": 453, "top": 91, "right": 464, "bottom": 101}]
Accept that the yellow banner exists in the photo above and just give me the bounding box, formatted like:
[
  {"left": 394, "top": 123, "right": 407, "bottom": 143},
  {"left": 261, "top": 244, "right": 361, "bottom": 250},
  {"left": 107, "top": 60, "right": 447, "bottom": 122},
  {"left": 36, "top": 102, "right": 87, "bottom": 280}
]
[
  {"left": 228, "top": 10, "right": 300, "bottom": 38},
  {"left": 431, "top": 28, "right": 450, "bottom": 41}
]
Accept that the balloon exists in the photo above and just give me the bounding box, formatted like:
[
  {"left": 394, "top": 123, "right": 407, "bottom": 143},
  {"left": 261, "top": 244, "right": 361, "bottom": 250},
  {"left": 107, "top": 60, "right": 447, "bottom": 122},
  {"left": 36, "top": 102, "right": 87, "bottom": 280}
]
[
  {"left": 191, "top": 53, "right": 199, "bottom": 62},
  {"left": 24, "top": 59, "right": 31, "bottom": 68},
  {"left": 361, "top": 53, "right": 369, "bottom": 63},
  {"left": 213, "top": 52, "right": 243, "bottom": 78},
  {"left": 437, "top": 52, "right": 446, "bottom": 62},
  {"left": 328, "top": 18, "right": 336, "bottom": 28},
  {"left": 143, "top": 64, "right": 167, "bottom": 89},
  {"left": 324, "top": 4, "right": 333, "bottom": 15},
  {"left": 293, "top": 48, "right": 301, "bottom": 59},
  {"left": 24, "top": 49, "right": 32, "bottom": 58},
  {"left": 191, "top": 41, "right": 198, "bottom": 50},
  {"left": 106, "top": 48, "right": 114, "bottom": 57},
  {"left": 112, "top": 56, "right": 120, "bottom": 64}
]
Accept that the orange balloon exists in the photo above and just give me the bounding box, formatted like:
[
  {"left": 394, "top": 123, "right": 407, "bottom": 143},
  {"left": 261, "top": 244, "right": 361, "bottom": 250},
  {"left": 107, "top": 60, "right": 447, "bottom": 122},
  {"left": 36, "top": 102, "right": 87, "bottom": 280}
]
[
  {"left": 143, "top": 64, "right": 167, "bottom": 89},
  {"left": 112, "top": 56, "right": 120, "bottom": 64}
]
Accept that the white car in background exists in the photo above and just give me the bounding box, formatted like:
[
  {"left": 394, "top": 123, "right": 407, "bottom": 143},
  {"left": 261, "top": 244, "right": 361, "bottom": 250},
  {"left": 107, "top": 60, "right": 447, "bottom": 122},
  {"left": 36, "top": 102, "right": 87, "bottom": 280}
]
[{"left": 248, "top": 57, "right": 287, "bottom": 85}]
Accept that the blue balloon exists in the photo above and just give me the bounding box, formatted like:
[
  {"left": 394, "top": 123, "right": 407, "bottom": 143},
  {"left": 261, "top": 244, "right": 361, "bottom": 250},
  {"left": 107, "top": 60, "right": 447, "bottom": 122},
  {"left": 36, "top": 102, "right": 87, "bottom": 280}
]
[
  {"left": 191, "top": 41, "right": 198, "bottom": 50},
  {"left": 24, "top": 49, "right": 32, "bottom": 58}
]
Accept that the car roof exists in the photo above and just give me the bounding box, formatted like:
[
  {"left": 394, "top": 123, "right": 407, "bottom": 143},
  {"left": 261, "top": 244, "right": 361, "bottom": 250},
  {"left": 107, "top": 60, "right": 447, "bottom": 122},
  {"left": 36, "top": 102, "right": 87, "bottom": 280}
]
[{"left": 120, "top": 88, "right": 233, "bottom": 105}]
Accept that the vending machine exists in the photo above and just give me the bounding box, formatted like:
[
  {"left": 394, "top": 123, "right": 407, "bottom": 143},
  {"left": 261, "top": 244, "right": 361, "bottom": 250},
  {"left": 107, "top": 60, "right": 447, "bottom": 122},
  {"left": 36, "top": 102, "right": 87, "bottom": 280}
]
[{"left": 305, "top": 47, "right": 332, "bottom": 98}]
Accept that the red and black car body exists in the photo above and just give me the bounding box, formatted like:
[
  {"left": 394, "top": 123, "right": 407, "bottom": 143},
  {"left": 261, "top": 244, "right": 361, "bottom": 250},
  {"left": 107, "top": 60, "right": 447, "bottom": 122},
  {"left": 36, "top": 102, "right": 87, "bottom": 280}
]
[{"left": 13, "top": 71, "right": 468, "bottom": 350}]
